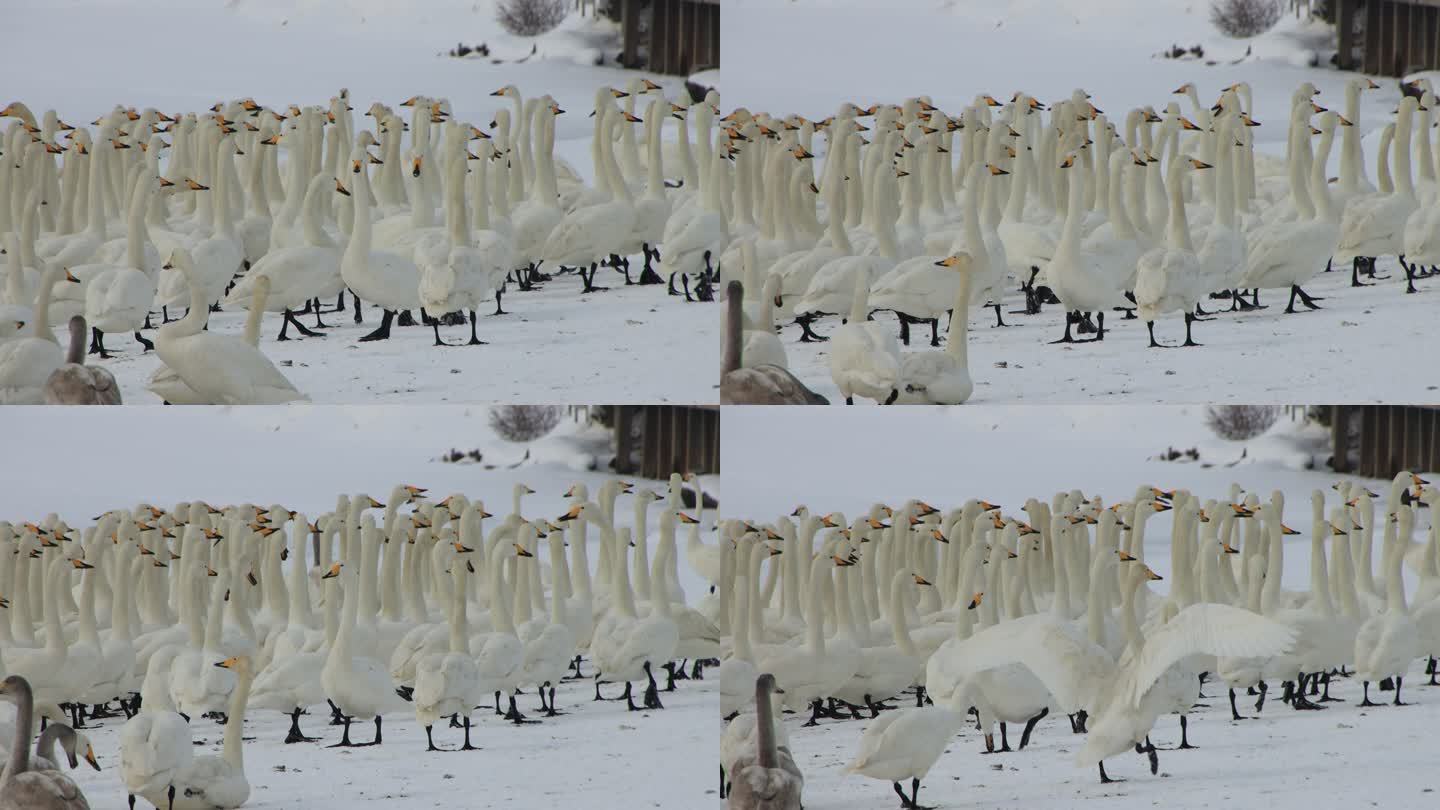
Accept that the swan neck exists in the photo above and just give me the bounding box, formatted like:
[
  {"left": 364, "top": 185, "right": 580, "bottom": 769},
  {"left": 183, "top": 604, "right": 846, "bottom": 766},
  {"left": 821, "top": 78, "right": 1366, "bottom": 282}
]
[
  {"left": 2, "top": 678, "right": 32, "bottom": 781},
  {"left": 222, "top": 663, "right": 252, "bottom": 771},
  {"left": 754, "top": 680, "right": 779, "bottom": 769}
]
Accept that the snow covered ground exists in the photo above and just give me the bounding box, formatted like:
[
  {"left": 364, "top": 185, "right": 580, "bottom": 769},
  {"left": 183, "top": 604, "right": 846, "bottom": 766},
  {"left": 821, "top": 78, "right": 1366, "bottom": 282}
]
[
  {"left": 0, "top": 406, "right": 717, "bottom": 808},
  {"left": 719, "top": 405, "right": 1440, "bottom": 808},
  {"left": 4, "top": 0, "right": 717, "bottom": 404},
  {"left": 719, "top": 1, "right": 1439, "bottom": 404}
]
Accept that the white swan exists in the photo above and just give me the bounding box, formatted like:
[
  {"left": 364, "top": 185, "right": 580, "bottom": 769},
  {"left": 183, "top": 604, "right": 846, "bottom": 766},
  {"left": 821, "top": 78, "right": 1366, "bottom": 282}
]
[
  {"left": 118, "top": 646, "right": 193, "bottom": 810},
  {"left": 1354, "top": 504, "right": 1420, "bottom": 705},
  {"left": 320, "top": 541, "right": 408, "bottom": 747},
  {"left": 223, "top": 175, "right": 342, "bottom": 341},
  {"left": 1134, "top": 157, "right": 1210, "bottom": 347},
  {"left": 741, "top": 259, "right": 787, "bottom": 370},
  {"left": 340, "top": 149, "right": 422, "bottom": 342},
  {"left": 844, "top": 702, "right": 967, "bottom": 810},
  {"left": 153, "top": 247, "right": 307, "bottom": 404},
  {"left": 0, "top": 265, "right": 79, "bottom": 403},
  {"left": 146, "top": 657, "right": 252, "bottom": 810},
  {"left": 412, "top": 559, "right": 483, "bottom": 750},
  {"left": 825, "top": 264, "right": 899, "bottom": 405},
  {"left": 896, "top": 254, "right": 976, "bottom": 405}
]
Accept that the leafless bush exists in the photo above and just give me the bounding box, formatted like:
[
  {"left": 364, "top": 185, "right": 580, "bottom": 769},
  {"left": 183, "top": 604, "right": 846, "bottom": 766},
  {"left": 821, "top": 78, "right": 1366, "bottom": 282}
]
[
  {"left": 1206, "top": 405, "right": 1281, "bottom": 441},
  {"left": 1210, "top": 0, "right": 1283, "bottom": 38},
  {"left": 496, "top": 0, "right": 567, "bottom": 37},
  {"left": 489, "top": 405, "right": 563, "bottom": 442}
]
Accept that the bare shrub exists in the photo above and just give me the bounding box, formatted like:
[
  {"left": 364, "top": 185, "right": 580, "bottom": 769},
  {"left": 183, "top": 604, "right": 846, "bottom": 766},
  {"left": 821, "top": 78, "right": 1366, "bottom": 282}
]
[
  {"left": 496, "top": 0, "right": 568, "bottom": 37},
  {"left": 489, "top": 405, "right": 563, "bottom": 442},
  {"left": 1210, "top": 0, "right": 1283, "bottom": 38},
  {"left": 1206, "top": 405, "right": 1281, "bottom": 441}
]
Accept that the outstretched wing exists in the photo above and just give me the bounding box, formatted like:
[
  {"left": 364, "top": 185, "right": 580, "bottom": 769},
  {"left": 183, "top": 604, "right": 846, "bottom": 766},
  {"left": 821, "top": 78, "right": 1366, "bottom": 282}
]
[{"left": 1129, "top": 603, "right": 1296, "bottom": 703}]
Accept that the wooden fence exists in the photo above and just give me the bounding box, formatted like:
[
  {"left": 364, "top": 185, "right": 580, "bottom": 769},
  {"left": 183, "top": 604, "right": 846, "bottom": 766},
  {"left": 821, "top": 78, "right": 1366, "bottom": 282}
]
[
  {"left": 1330, "top": 0, "right": 1440, "bottom": 75},
  {"left": 619, "top": 0, "right": 720, "bottom": 75},
  {"left": 1331, "top": 405, "right": 1440, "bottom": 477},
  {"left": 613, "top": 405, "right": 720, "bottom": 479}
]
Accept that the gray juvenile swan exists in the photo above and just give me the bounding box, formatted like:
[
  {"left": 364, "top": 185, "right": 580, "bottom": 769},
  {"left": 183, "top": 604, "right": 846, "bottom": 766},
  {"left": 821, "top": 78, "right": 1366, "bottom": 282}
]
[
  {"left": 0, "top": 675, "right": 91, "bottom": 810},
  {"left": 44, "top": 316, "right": 121, "bottom": 404},
  {"left": 726, "top": 673, "right": 803, "bottom": 810},
  {"left": 0, "top": 722, "right": 98, "bottom": 773},
  {"left": 720, "top": 282, "right": 828, "bottom": 405}
]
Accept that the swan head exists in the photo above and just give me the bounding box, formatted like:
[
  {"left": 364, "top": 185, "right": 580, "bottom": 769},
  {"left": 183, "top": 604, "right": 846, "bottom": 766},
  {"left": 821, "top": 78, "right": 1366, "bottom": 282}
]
[
  {"left": 321, "top": 562, "right": 343, "bottom": 579},
  {"left": 0, "top": 674, "right": 31, "bottom": 700},
  {"left": 933, "top": 253, "right": 974, "bottom": 271}
]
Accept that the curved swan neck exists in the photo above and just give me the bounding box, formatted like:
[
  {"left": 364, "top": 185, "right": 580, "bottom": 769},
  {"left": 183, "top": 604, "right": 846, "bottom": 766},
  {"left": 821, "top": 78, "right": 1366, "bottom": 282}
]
[{"left": 2, "top": 677, "right": 33, "bottom": 781}]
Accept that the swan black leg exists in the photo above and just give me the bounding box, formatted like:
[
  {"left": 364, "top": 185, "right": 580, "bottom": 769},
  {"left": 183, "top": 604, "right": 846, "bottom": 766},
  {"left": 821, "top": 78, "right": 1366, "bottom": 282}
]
[
  {"left": 287, "top": 309, "right": 324, "bottom": 338},
  {"left": 803, "top": 699, "right": 824, "bottom": 727},
  {"left": 643, "top": 661, "right": 665, "bottom": 709},
  {"left": 460, "top": 714, "right": 478, "bottom": 750},
  {"left": 1229, "top": 688, "right": 1246, "bottom": 720},
  {"left": 285, "top": 707, "right": 320, "bottom": 743},
  {"left": 1255, "top": 680, "right": 1268, "bottom": 712},
  {"left": 311, "top": 298, "right": 330, "bottom": 328},
  {"left": 991, "top": 302, "right": 1008, "bottom": 327},
  {"left": 623, "top": 682, "right": 640, "bottom": 712},
  {"left": 928, "top": 317, "right": 940, "bottom": 347},
  {"left": 358, "top": 309, "right": 394, "bottom": 341},
  {"left": 134, "top": 330, "right": 154, "bottom": 352},
  {"left": 1051, "top": 311, "right": 1078, "bottom": 344},
  {"left": 431, "top": 320, "right": 449, "bottom": 346},
  {"left": 682, "top": 274, "right": 694, "bottom": 301},
  {"left": 1320, "top": 671, "right": 1342, "bottom": 701},
  {"left": 1019, "top": 706, "right": 1049, "bottom": 750},
  {"left": 1360, "top": 681, "right": 1379, "bottom": 707},
  {"left": 351, "top": 292, "right": 363, "bottom": 324},
  {"left": 1178, "top": 714, "right": 1196, "bottom": 748},
  {"left": 1098, "top": 762, "right": 1123, "bottom": 783},
  {"left": 639, "top": 244, "right": 664, "bottom": 284},
  {"left": 397, "top": 309, "right": 417, "bottom": 326},
  {"left": 667, "top": 271, "right": 680, "bottom": 295},
  {"left": 492, "top": 285, "right": 508, "bottom": 315},
  {"left": 327, "top": 715, "right": 354, "bottom": 747},
  {"left": 1181, "top": 312, "right": 1202, "bottom": 347},
  {"left": 797, "top": 313, "right": 828, "bottom": 342},
  {"left": 1146, "top": 739, "right": 1159, "bottom": 774},
  {"left": 1146, "top": 320, "right": 1166, "bottom": 348},
  {"left": 467, "top": 311, "right": 486, "bottom": 344},
  {"left": 89, "top": 327, "right": 112, "bottom": 359},
  {"left": 1351, "top": 257, "right": 1373, "bottom": 287},
  {"left": 1394, "top": 676, "right": 1407, "bottom": 705},
  {"left": 424, "top": 724, "right": 446, "bottom": 752},
  {"left": 1429, "top": 657, "right": 1439, "bottom": 686}
]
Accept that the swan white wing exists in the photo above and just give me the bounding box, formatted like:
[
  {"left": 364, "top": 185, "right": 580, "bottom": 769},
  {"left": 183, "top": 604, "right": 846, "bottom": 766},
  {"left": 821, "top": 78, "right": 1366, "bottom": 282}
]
[
  {"left": 947, "top": 618, "right": 1112, "bottom": 713},
  {"left": 1128, "top": 604, "right": 1296, "bottom": 704}
]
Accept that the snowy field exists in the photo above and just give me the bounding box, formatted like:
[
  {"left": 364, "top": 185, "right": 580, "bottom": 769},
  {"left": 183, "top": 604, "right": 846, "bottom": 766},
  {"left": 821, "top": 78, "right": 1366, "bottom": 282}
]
[
  {"left": 0, "top": 407, "right": 717, "bottom": 808},
  {"left": 719, "top": 406, "right": 1440, "bottom": 809},
  {"left": 719, "top": 1, "right": 1440, "bottom": 404},
  {"left": 3, "top": 0, "right": 717, "bottom": 404}
]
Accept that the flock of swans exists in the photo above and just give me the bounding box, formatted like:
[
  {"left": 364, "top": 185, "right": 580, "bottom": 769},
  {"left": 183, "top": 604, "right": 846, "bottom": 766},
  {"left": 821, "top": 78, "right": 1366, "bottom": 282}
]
[
  {"left": 719, "top": 78, "right": 1438, "bottom": 404},
  {"left": 718, "top": 472, "right": 1440, "bottom": 809},
  {"left": 0, "top": 78, "right": 722, "bottom": 404},
  {"left": 0, "top": 474, "right": 719, "bottom": 808}
]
